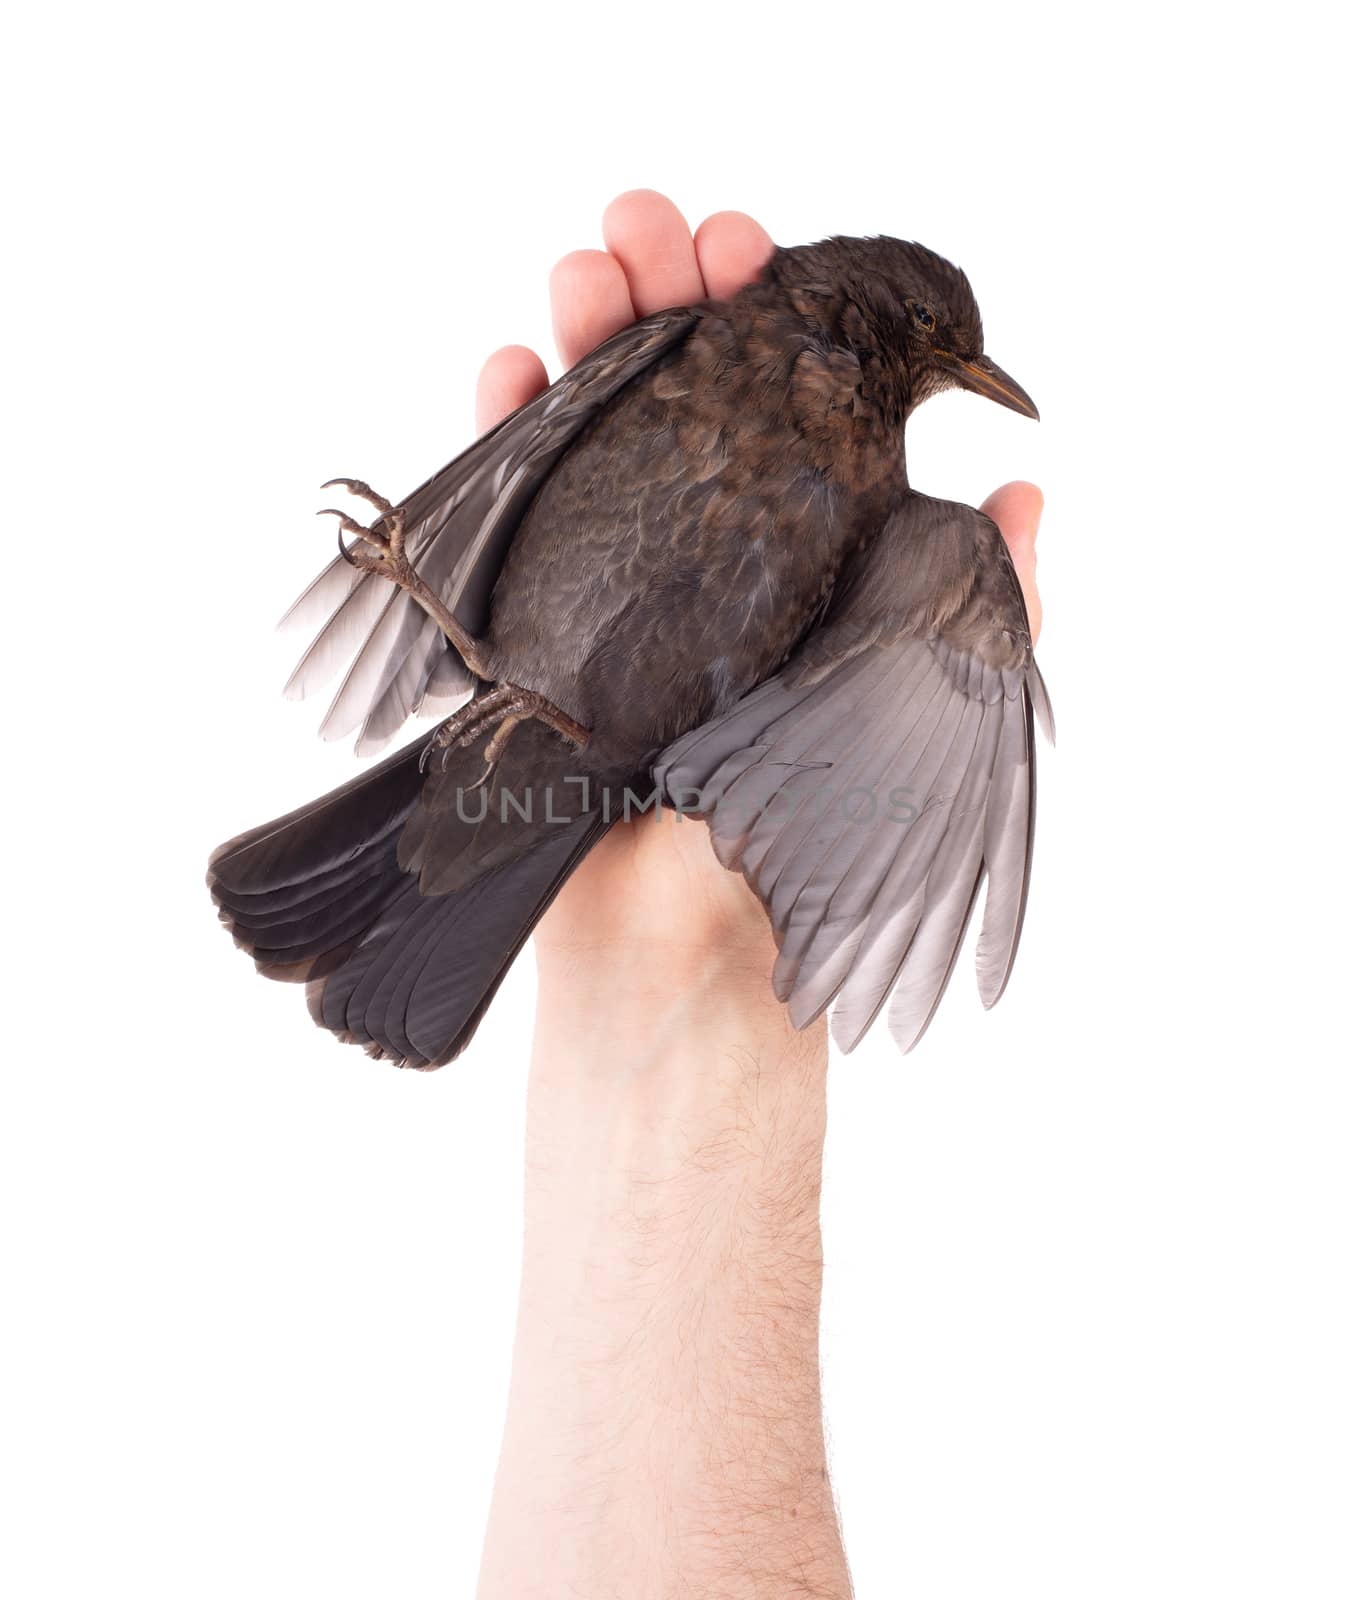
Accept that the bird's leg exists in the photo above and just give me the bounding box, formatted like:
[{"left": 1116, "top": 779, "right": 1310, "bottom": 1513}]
[
  {"left": 318, "top": 478, "right": 591, "bottom": 770},
  {"left": 419, "top": 684, "right": 590, "bottom": 783},
  {"left": 317, "top": 477, "right": 496, "bottom": 683}
]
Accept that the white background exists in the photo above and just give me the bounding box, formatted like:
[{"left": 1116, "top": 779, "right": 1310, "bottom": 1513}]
[{"left": 3, "top": 3, "right": 1362, "bottom": 1595}]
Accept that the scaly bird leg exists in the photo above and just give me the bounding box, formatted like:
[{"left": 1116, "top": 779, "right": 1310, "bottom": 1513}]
[
  {"left": 317, "top": 477, "right": 496, "bottom": 682},
  {"left": 318, "top": 479, "right": 591, "bottom": 773},
  {"left": 418, "top": 684, "right": 591, "bottom": 784}
]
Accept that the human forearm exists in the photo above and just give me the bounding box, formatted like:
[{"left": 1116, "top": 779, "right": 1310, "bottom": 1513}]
[{"left": 476, "top": 907, "right": 851, "bottom": 1599}]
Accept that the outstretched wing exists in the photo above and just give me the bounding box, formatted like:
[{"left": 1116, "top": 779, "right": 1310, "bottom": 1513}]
[
  {"left": 281, "top": 306, "right": 702, "bottom": 755},
  {"left": 654, "top": 492, "right": 1052, "bottom": 1053}
]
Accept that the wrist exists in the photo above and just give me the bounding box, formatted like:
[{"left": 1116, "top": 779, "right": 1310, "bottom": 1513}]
[
  {"left": 533, "top": 811, "right": 777, "bottom": 983},
  {"left": 525, "top": 959, "right": 828, "bottom": 1199}
]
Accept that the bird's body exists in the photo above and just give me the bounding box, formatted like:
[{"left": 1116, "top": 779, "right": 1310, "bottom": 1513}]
[
  {"left": 481, "top": 286, "right": 902, "bottom": 769},
  {"left": 209, "top": 235, "right": 1050, "bottom": 1068}
]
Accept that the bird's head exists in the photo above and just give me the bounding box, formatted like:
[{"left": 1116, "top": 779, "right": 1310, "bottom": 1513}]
[{"left": 767, "top": 235, "right": 1038, "bottom": 422}]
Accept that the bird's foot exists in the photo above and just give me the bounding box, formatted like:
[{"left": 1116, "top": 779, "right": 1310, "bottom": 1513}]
[
  {"left": 317, "top": 477, "right": 494, "bottom": 681},
  {"left": 419, "top": 683, "right": 590, "bottom": 783},
  {"left": 318, "top": 478, "right": 413, "bottom": 586}
]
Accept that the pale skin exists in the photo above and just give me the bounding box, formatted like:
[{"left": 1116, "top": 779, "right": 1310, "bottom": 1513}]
[{"left": 472, "top": 191, "right": 1045, "bottom": 1600}]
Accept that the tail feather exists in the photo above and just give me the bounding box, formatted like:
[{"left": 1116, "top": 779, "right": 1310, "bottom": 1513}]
[
  {"left": 310, "top": 814, "right": 604, "bottom": 1067},
  {"left": 207, "top": 733, "right": 608, "bottom": 1067},
  {"left": 210, "top": 831, "right": 400, "bottom": 919},
  {"left": 210, "top": 742, "right": 420, "bottom": 896},
  {"left": 208, "top": 737, "right": 425, "bottom": 976},
  {"left": 219, "top": 848, "right": 396, "bottom": 933}
]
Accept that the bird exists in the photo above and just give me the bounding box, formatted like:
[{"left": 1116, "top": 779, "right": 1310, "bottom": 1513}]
[{"left": 207, "top": 234, "right": 1052, "bottom": 1069}]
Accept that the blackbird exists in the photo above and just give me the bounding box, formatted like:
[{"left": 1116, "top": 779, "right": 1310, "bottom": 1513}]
[{"left": 208, "top": 235, "right": 1051, "bottom": 1068}]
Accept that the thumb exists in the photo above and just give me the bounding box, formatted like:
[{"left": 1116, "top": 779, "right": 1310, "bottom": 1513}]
[{"left": 979, "top": 480, "right": 1044, "bottom": 645}]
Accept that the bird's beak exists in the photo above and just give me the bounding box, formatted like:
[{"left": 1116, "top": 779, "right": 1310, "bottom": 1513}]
[{"left": 942, "top": 353, "right": 1040, "bottom": 420}]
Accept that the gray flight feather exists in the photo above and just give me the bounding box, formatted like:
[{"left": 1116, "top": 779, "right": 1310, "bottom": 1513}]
[
  {"left": 654, "top": 492, "right": 1048, "bottom": 1052},
  {"left": 278, "top": 308, "right": 700, "bottom": 751}
]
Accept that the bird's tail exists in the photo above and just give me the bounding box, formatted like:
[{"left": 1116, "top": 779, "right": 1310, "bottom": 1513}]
[{"left": 207, "top": 730, "right": 609, "bottom": 1068}]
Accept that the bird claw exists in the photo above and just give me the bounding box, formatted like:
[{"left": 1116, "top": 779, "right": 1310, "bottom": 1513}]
[
  {"left": 309, "top": 473, "right": 499, "bottom": 685},
  {"left": 418, "top": 738, "right": 443, "bottom": 777},
  {"left": 317, "top": 506, "right": 372, "bottom": 541},
  {"left": 316, "top": 479, "right": 410, "bottom": 585},
  {"left": 416, "top": 694, "right": 545, "bottom": 783},
  {"left": 420, "top": 713, "right": 476, "bottom": 775},
  {"left": 321, "top": 509, "right": 393, "bottom": 577},
  {"left": 320, "top": 477, "right": 396, "bottom": 519},
  {"left": 418, "top": 741, "right": 466, "bottom": 777}
]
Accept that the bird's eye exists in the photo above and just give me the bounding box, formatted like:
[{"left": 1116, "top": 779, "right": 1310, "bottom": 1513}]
[{"left": 911, "top": 304, "right": 936, "bottom": 332}]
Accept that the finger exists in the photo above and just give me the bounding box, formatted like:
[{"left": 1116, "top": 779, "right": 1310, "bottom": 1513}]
[
  {"left": 694, "top": 210, "right": 774, "bottom": 300},
  {"left": 549, "top": 249, "right": 635, "bottom": 369},
  {"left": 475, "top": 345, "right": 548, "bottom": 433},
  {"left": 979, "top": 480, "right": 1044, "bottom": 644},
  {"left": 601, "top": 189, "right": 705, "bottom": 315}
]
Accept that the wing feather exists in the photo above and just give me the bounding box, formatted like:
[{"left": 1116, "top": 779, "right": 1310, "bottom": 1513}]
[
  {"left": 771, "top": 671, "right": 964, "bottom": 1006},
  {"left": 318, "top": 589, "right": 411, "bottom": 743},
  {"left": 353, "top": 615, "right": 446, "bottom": 758},
  {"left": 280, "top": 307, "right": 699, "bottom": 751},
  {"left": 282, "top": 567, "right": 390, "bottom": 704},
  {"left": 654, "top": 492, "right": 1048, "bottom": 1054},
  {"left": 781, "top": 681, "right": 984, "bottom": 1034},
  {"left": 974, "top": 681, "right": 1035, "bottom": 1007}
]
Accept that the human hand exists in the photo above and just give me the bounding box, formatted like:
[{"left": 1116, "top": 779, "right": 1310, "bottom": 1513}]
[
  {"left": 473, "top": 190, "right": 1044, "bottom": 985},
  {"left": 473, "top": 196, "right": 1045, "bottom": 1596}
]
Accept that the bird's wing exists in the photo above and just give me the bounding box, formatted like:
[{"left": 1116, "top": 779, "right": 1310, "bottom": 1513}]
[
  {"left": 653, "top": 492, "right": 1052, "bottom": 1053},
  {"left": 281, "top": 306, "right": 702, "bottom": 755}
]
